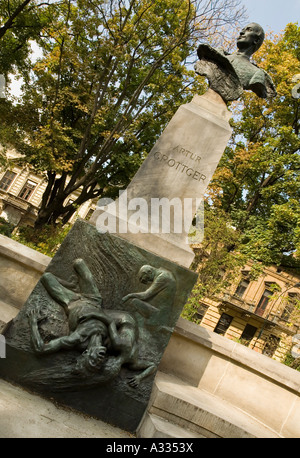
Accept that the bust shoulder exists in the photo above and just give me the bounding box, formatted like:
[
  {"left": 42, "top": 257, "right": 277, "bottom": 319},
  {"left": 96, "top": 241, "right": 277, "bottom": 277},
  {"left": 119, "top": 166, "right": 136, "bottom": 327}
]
[{"left": 195, "top": 44, "right": 276, "bottom": 102}]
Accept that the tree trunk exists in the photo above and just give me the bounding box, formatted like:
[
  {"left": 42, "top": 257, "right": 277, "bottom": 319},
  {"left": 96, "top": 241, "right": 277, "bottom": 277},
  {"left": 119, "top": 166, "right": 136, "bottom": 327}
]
[
  {"left": 34, "top": 177, "right": 102, "bottom": 229},
  {"left": 34, "top": 199, "right": 65, "bottom": 228},
  {"left": 0, "top": 0, "right": 32, "bottom": 40}
]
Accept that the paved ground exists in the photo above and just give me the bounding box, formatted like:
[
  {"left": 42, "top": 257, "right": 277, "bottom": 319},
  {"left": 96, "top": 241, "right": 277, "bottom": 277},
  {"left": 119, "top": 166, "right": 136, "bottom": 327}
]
[{"left": 0, "top": 378, "right": 133, "bottom": 438}]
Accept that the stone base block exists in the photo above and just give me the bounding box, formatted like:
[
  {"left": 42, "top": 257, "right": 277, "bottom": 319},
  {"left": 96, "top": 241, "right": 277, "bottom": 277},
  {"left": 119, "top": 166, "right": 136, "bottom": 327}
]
[
  {"left": 137, "top": 412, "right": 206, "bottom": 439},
  {"left": 138, "top": 372, "right": 282, "bottom": 438},
  {"left": 0, "top": 219, "right": 197, "bottom": 433}
]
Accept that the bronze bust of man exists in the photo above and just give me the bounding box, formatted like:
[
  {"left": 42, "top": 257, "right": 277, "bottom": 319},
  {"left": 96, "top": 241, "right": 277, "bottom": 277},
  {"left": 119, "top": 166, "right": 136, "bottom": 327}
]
[{"left": 195, "top": 23, "right": 277, "bottom": 102}]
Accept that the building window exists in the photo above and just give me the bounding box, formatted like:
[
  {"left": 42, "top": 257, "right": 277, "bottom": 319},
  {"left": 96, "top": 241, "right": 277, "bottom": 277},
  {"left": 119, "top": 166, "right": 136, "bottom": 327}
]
[
  {"left": 85, "top": 208, "right": 94, "bottom": 220},
  {"left": 263, "top": 334, "right": 280, "bottom": 358},
  {"left": 18, "top": 179, "right": 37, "bottom": 201},
  {"left": 214, "top": 313, "right": 233, "bottom": 336},
  {"left": 0, "top": 171, "right": 17, "bottom": 191},
  {"left": 240, "top": 324, "right": 257, "bottom": 346},
  {"left": 255, "top": 289, "right": 273, "bottom": 317},
  {"left": 193, "top": 303, "right": 209, "bottom": 323},
  {"left": 235, "top": 279, "right": 250, "bottom": 298},
  {"left": 281, "top": 293, "right": 298, "bottom": 321}
]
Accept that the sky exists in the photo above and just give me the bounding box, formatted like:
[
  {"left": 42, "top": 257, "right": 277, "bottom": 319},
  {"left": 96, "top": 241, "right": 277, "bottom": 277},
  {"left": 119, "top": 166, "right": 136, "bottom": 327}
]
[
  {"left": 241, "top": 0, "right": 300, "bottom": 34},
  {"left": 9, "top": 0, "right": 300, "bottom": 97}
]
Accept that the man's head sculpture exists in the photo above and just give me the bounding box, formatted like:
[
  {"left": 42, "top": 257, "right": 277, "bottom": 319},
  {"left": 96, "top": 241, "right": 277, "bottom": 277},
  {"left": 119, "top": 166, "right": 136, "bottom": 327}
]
[
  {"left": 195, "top": 23, "right": 276, "bottom": 103},
  {"left": 236, "top": 23, "right": 265, "bottom": 55}
]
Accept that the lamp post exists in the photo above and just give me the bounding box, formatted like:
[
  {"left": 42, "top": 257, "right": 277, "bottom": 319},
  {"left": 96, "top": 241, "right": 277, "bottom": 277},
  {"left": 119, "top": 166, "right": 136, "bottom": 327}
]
[
  {"left": 266, "top": 282, "right": 300, "bottom": 321},
  {"left": 253, "top": 282, "right": 300, "bottom": 350}
]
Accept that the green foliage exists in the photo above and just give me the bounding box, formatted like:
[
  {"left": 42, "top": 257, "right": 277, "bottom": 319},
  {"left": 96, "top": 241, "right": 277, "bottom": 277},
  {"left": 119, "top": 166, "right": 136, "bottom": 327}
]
[
  {"left": 182, "top": 206, "right": 247, "bottom": 320},
  {"left": 12, "top": 223, "right": 72, "bottom": 256},
  {"left": 283, "top": 353, "right": 300, "bottom": 371},
  {"left": 0, "top": 0, "right": 48, "bottom": 76},
  {"left": 0, "top": 1, "right": 54, "bottom": 167},
  {"left": 0, "top": 216, "right": 15, "bottom": 236},
  {"left": 0, "top": 0, "right": 245, "bottom": 227},
  {"left": 208, "top": 23, "right": 300, "bottom": 267}
]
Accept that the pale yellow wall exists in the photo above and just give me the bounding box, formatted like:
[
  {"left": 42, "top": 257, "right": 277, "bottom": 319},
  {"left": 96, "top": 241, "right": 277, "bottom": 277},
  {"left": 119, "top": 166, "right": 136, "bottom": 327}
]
[
  {"left": 0, "top": 165, "right": 96, "bottom": 221},
  {"left": 194, "top": 261, "right": 300, "bottom": 362}
]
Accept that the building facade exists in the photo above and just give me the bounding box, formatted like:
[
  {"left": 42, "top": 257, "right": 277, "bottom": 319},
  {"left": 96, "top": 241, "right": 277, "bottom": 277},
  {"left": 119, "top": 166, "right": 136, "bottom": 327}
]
[
  {"left": 1, "top": 152, "right": 300, "bottom": 363},
  {"left": 192, "top": 263, "right": 300, "bottom": 362},
  {"left": 0, "top": 151, "right": 96, "bottom": 228}
]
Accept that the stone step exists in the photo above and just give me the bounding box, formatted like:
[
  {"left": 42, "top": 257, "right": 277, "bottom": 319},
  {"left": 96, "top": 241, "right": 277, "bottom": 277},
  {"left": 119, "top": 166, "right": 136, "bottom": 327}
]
[
  {"left": 0, "top": 300, "right": 18, "bottom": 332},
  {"left": 140, "top": 372, "right": 282, "bottom": 438},
  {"left": 138, "top": 413, "right": 207, "bottom": 439}
]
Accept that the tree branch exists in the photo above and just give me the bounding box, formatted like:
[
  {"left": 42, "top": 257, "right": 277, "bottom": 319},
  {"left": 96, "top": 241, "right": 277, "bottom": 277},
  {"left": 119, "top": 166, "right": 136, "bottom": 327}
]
[{"left": 0, "top": 0, "right": 32, "bottom": 40}]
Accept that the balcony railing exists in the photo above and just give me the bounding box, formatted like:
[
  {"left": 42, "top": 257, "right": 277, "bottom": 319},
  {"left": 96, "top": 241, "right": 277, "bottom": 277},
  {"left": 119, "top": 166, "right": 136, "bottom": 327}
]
[
  {"left": 5, "top": 194, "right": 30, "bottom": 211},
  {"left": 268, "top": 312, "right": 300, "bottom": 334},
  {"left": 219, "top": 292, "right": 299, "bottom": 333},
  {"left": 1, "top": 192, "right": 38, "bottom": 214},
  {"left": 221, "top": 292, "right": 256, "bottom": 313}
]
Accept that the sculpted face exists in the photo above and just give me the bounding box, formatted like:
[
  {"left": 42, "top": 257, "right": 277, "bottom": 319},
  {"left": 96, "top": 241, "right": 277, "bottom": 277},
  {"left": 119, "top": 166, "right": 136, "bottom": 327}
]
[
  {"left": 138, "top": 265, "right": 155, "bottom": 284},
  {"left": 237, "top": 23, "right": 264, "bottom": 53},
  {"left": 75, "top": 346, "right": 106, "bottom": 373},
  {"left": 86, "top": 346, "right": 106, "bottom": 369}
]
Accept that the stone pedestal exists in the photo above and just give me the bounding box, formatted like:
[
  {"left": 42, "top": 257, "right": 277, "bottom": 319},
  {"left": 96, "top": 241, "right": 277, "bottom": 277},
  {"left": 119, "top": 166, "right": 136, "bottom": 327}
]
[
  {"left": 0, "top": 220, "right": 197, "bottom": 432},
  {"left": 0, "top": 90, "right": 232, "bottom": 435},
  {"left": 90, "top": 90, "right": 232, "bottom": 268}
]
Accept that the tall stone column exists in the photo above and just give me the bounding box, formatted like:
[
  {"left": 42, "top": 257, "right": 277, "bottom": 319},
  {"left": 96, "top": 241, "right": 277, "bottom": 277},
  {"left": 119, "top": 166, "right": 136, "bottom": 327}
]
[
  {"left": 0, "top": 90, "right": 232, "bottom": 433},
  {"left": 90, "top": 90, "right": 232, "bottom": 268},
  {"left": 0, "top": 22, "right": 277, "bottom": 435}
]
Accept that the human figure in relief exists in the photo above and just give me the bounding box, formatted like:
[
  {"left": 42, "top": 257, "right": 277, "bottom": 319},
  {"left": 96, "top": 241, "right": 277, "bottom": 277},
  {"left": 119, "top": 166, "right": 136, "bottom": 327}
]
[
  {"left": 27, "top": 258, "right": 156, "bottom": 389},
  {"left": 122, "top": 265, "right": 176, "bottom": 332}
]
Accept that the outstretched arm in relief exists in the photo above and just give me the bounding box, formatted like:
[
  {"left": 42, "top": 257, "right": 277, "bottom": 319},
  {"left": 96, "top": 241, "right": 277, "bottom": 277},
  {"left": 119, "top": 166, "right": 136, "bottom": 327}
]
[
  {"left": 27, "top": 309, "right": 82, "bottom": 354},
  {"left": 127, "top": 360, "right": 156, "bottom": 388}
]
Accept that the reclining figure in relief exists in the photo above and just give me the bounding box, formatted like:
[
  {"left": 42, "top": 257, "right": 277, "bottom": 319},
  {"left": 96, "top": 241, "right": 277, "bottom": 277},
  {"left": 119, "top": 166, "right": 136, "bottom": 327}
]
[{"left": 25, "top": 258, "right": 156, "bottom": 391}]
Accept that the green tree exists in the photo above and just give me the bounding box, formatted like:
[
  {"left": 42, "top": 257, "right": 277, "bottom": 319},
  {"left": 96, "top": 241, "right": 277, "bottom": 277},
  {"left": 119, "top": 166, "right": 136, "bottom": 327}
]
[
  {"left": 208, "top": 23, "right": 300, "bottom": 267},
  {"left": 0, "top": 0, "right": 246, "bottom": 227},
  {"left": 182, "top": 205, "right": 246, "bottom": 321},
  {"left": 0, "top": 0, "right": 51, "bottom": 75},
  {"left": 0, "top": 0, "right": 32, "bottom": 40},
  {"left": 0, "top": 0, "right": 56, "bottom": 167},
  {"left": 183, "top": 24, "right": 300, "bottom": 321}
]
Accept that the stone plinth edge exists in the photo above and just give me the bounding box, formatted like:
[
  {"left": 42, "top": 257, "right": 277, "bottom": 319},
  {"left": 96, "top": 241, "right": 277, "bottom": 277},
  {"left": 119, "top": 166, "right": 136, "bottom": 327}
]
[{"left": 0, "top": 234, "right": 50, "bottom": 273}]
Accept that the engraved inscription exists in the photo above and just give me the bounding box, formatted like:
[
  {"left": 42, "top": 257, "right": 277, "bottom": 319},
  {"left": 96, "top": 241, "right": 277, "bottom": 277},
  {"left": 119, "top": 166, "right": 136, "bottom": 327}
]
[
  {"left": 172, "top": 145, "right": 202, "bottom": 163},
  {"left": 153, "top": 151, "right": 206, "bottom": 183}
]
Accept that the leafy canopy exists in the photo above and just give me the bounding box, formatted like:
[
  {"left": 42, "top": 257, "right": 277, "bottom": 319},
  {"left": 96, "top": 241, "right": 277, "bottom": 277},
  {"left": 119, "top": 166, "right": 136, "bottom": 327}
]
[
  {"left": 0, "top": 0, "right": 246, "bottom": 226},
  {"left": 208, "top": 23, "right": 300, "bottom": 267}
]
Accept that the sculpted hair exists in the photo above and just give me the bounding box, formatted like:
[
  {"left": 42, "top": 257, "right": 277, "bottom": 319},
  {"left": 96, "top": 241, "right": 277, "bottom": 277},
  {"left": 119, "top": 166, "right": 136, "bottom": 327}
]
[
  {"left": 252, "top": 23, "right": 265, "bottom": 52},
  {"left": 138, "top": 265, "right": 155, "bottom": 278}
]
